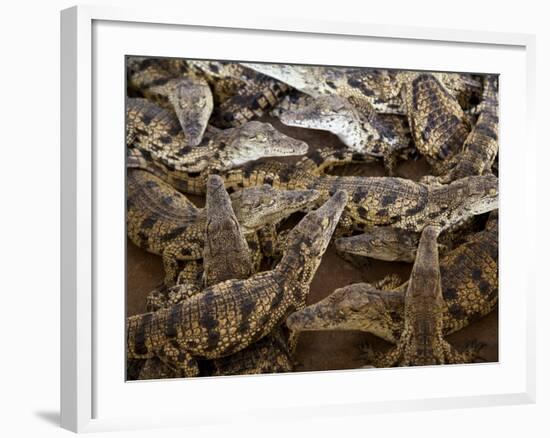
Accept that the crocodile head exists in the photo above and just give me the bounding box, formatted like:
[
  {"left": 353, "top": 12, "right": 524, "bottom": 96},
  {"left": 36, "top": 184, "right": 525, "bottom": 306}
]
[
  {"left": 444, "top": 174, "right": 499, "bottom": 221},
  {"left": 279, "top": 95, "right": 377, "bottom": 152},
  {"left": 335, "top": 227, "right": 419, "bottom": 263},
  {"left": 166, "top": 77, "right": 213, "bottom": 147},
  {"left": 230, "top": 185, "right": 320, "bottom": 233},
  {"left": 286, "top": 283, "right": 404, "bottom": 343},
  {"left": 220, "top": 121, "right": 308, "bottom": 168},
  {"left": 204, "top": 175, "right": 252, "bottom": 283},
  {"left": 277, "top": 190, "right": 348, "bottom": 291}
]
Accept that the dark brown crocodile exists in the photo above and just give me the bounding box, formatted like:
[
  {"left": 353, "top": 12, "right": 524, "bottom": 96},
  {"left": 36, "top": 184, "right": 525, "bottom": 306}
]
[{"left": 126, "top": 191, "right": 348, "bottom": 377}]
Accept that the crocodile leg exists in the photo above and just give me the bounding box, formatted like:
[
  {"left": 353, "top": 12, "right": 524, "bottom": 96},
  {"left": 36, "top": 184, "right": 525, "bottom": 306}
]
[
  {"left": 145, "top": 286, "right": 168, "bottom": 312},
  {"left": 156, "top": 340, "right": 200, "bottom": 378},
  {"left": 161, "top": 244, "right": 182, "bottom": 287},
  {"left": 176, "top": 260, "right": 203, "bottom": 287}
]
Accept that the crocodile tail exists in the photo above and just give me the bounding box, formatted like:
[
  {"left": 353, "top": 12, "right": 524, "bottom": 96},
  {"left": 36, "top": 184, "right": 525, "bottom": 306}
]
[{"left": 296, "top": 147, "right": 377, "bottom": 175}]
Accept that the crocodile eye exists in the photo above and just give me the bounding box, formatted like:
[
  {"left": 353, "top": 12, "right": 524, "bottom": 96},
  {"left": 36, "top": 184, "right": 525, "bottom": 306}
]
[
  {"left": 370, "top": 239, "right": 382, "bottom": 247},
  {"left": 254, "top": 133, "right": 267, "bottom": 142}
]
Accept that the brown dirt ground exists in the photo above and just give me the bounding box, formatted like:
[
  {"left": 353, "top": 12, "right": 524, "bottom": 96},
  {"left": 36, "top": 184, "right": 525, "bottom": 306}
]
[{"left": 126, "top": 116, "right": 498, "bottom": 373}]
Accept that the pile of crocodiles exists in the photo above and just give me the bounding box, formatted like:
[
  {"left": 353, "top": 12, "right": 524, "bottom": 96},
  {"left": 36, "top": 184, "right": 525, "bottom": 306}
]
[{"left": 126, "top": 56, "right": 499, "bottom": 378}]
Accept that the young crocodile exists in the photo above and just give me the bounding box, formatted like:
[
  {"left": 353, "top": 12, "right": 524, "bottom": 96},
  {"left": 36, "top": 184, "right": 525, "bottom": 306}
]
[
  {"left": 203, "top": 175, "right": 293, "bottom": 376},
  {"left": 437, "top": 75, "right": 499, "bottom": 182},
  {"left": 127, "top": 57, "right": 213, "bottom": 146},
  {"left": 335, "top": 226, "right": 423, "bottom": 263},
  {"left": 277, "top": 95, "right": 411, "bottom": 172},
  {"left": 401, "top": 73, "right": 471, "bottom": 170},
  {"left": 242, "top": 63, "right": 481, "bottom": 115},
  {"left": 128, "top": 139, "right": 376, "bottom": 195},
  {"left": 286, "top": 211, "right": 498, "bottom": 347},
  {"left": 133, "top": 328, "right": 293, "bottom": 379},
  {"left": 126, "top": 191, "right": 348, "bottom": 377},
  {"left": 127, "top": 168, "right": 319, "bottom": 285},
  {"left": 370, "top": 225, "right": 479, "bottom": 366},
  {"left": 126, "top": 98, "right": 308, "bottom": 173},
  {"left": 334, "top": 215, "right": 485, "bottom": 263},
  {"left": 134, "top": 175, "right": 293, "bottom": 379},
  {"left": 203, "top": 174, "right": 253, "bottom": 285},
  {"left": 128, "top": 57, "right": 291, "bottom": 131},
  {"left": 311, "top": 174, "right": 498, "bottom": 234}
]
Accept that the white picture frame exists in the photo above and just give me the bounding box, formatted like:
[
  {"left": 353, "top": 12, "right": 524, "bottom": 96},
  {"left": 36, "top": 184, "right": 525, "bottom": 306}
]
[{"left": 60, "top": 4, "right": 536, "bottom": 433}]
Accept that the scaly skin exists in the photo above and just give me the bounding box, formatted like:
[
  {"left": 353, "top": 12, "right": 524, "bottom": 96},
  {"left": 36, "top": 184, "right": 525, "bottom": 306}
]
[
  {"left": 203, "top": 175, "right": 293, "bottom": 376},
  {"left": 132, "top": 327, "right": 293, "bottom": 380},
  {"left": 371, "top": 226, "right": 479, "bottom": 367},
  {"left": 127, "top": 168, "right": 319, "bottom": 285},
  {"left": 278, "top": 95, "right": 410, "bottom": 172},
  {"left": 286, "top": 211, "right": 498, "bottom": 345},
  {"left": 334, "top": 215, "right": 483, "bottom": 262},
  {"left": 126, "top": 98, "right": 308, "bottom": 173},
  {"left": 128, "top": 57, "right": 291, "bottom": 130},
  {"left": 134, "top": 175, "right": 294, "bottom": 380},
  {"left": 401, "top": 73, "right": 471, "bottom": 169},
  {"left": 127, "top": 57, "right": 213, "bottom": 146},
  {"left": 126, "top": 191, "right": 348, "bottom": 377},
  {"left": 335, "top": 227, "right": 421, "bottom": 262},
  {"left": 200, "top": 327, "right": 293, "bottom": 377},
  {"left": 312, "top": 174, "right": 498, "bottom": 234},
  {"left": 128, "top": 142, "right": 376, "bottom": 195},
  {"left": 130, "top": 142, "right": 497, "bottom": 237},
  {"left": 203, "top": 175, "right": 253, "bottom": 285},
  {"left": 242, "top": 63, "right": 481, "bottom": 115},
  {"left": 438, "top": 75, "right": 499, "bottom": 182}
]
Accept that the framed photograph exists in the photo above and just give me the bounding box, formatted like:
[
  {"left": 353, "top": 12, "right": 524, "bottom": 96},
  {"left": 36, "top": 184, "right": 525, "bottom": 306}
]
[{"left": 61, "top": 5, "right": 536, "bottom": 433}]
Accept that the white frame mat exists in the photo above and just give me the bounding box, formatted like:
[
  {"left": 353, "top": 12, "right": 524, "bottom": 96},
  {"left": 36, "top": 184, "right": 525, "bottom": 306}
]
[{"left": 60, "top": 5, "right": 536, "bottom": 433}]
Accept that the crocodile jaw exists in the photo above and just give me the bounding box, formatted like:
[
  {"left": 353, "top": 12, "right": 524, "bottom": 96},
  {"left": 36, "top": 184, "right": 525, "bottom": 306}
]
[{"left": 286, "top": 283, "right": 400, "bottom": 343}]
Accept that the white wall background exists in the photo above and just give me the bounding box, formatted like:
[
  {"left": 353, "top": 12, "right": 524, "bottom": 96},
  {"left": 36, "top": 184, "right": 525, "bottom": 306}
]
[{"left": 0, "top": 0, "right": 547, "bottom": 436}]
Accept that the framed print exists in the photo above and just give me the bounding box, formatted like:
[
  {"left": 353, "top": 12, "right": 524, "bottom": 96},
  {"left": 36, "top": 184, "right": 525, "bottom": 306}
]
[{"left": 60, "top": 4, "right": 536, "bottom": 433}]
